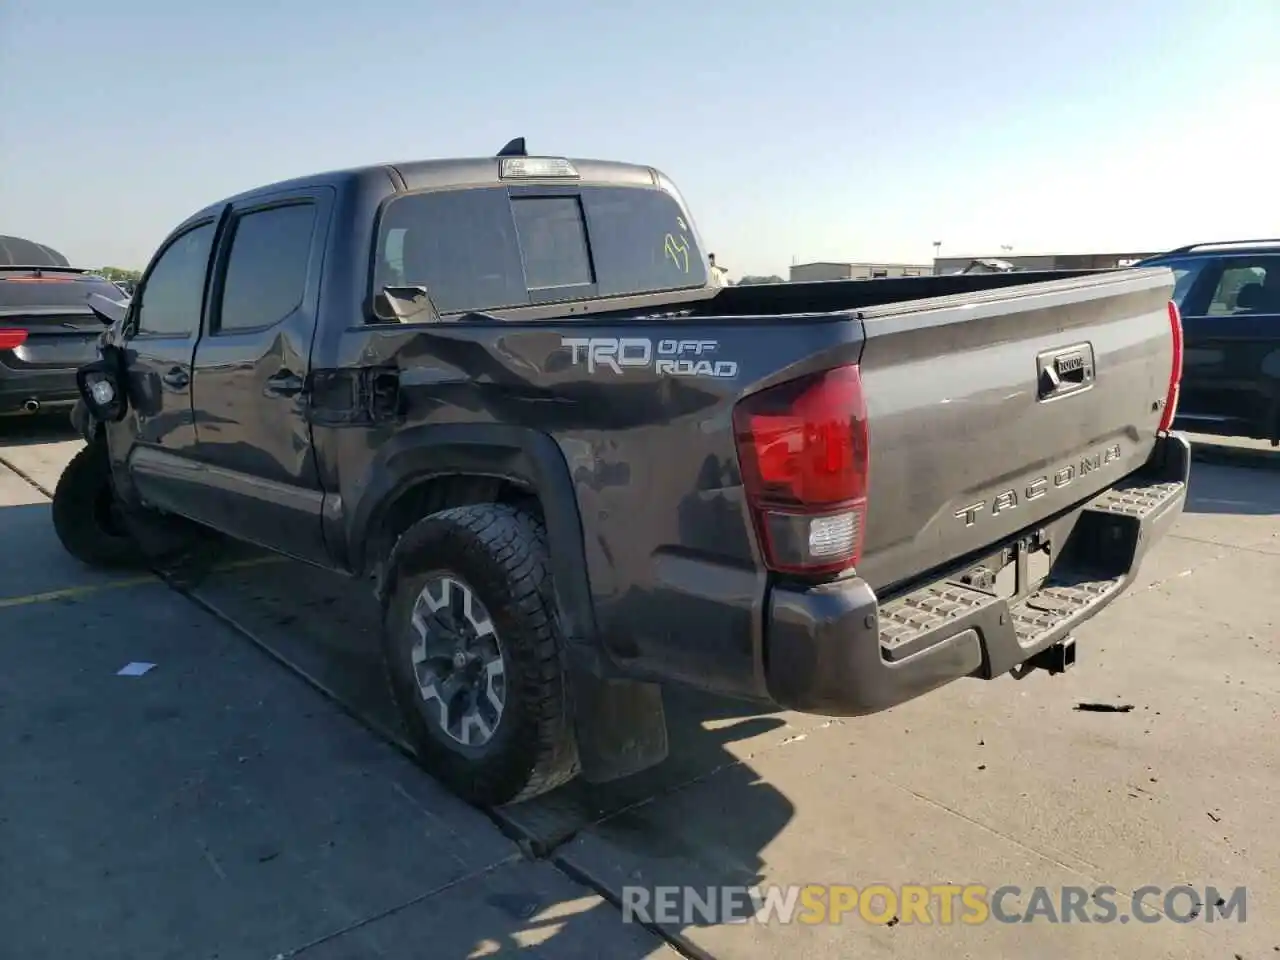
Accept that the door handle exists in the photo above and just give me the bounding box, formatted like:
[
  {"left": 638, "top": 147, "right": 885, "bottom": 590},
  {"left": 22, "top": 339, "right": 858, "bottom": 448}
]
[
  {"left": 263, "top": 369, "right": 305, "bottom": 398},
  {"left": 1036, "top": 343, "right": 1095, "bottom": 402},
  {"left": 161, "top": 367, "right": 190, "bottom": 390}
]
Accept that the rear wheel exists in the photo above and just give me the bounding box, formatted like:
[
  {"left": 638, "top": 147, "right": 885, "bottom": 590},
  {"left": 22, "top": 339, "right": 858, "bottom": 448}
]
[
  {"left": 51, "top": 441, "right": 146, "bottom": 569},
  {"left": 381, "top": 503, "right": 580, "bottom": 806}
]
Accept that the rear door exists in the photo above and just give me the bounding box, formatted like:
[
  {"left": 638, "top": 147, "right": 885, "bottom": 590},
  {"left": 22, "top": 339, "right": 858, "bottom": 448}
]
[
  {"left": 1175, "top": 253, "right": 1280, "bottom": 438},
  {"left": 186, "top": 188, "right": 333, "bottom": 563}
]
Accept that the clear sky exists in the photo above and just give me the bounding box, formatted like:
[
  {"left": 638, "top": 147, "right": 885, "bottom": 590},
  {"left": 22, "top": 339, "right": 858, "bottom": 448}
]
[{"left": 1, "top": 0, "right": 1276, "bottom": 278}]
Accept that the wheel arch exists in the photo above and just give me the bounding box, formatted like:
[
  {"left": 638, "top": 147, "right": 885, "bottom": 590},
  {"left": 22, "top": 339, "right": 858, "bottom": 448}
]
[
  {"left": 349, "top": 422, "right": 671, "bottom": 786},
  {"left": 344, "top": 423, "right": 599, "bottom": 660}
]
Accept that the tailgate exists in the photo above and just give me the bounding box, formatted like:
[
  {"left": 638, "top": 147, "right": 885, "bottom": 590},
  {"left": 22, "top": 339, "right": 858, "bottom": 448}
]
[{"left": 855, "top": 267, "right": 1176, "bottom": 592}]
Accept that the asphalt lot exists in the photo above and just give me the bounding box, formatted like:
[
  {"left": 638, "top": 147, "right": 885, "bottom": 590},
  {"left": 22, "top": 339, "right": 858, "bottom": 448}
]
[{"left": 2, "top": 416, "right": 1277, "bottom": 960}]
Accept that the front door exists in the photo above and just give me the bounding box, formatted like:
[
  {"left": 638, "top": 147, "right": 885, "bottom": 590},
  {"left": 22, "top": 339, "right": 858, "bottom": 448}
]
[
  {"left": 119, "top": 218, "right": 221, "bottom": 513},
  {"left": 186, "top": 189, "right": 333, "bottom": 564},
  {"left": 1177, "top": 253, "right": 1280, "bottom": 440}
]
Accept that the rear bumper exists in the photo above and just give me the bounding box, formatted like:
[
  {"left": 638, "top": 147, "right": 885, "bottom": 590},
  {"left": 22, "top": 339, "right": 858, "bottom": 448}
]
[
  {"left": 0, "top": 362, "right": 81, "bottom": 415},
  {"left": 763, "top": 433, "right": 1190, "bottom": 716}
]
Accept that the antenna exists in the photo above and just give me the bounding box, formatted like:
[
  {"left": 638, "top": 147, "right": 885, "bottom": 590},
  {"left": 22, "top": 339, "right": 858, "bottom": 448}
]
[{"left": 497, "top": 137, "right": 527, "bottom": 157}]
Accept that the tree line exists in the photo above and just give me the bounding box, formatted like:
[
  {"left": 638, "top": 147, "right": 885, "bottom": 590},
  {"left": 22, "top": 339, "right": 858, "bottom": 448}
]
[{"left": 96, "top": 266, "right": 142, "bottom": 283}]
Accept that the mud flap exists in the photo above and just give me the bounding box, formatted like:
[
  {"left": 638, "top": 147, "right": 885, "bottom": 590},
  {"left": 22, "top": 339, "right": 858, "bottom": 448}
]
[{"left": 568, "top": 666, "right": 670, "bottom": 784}]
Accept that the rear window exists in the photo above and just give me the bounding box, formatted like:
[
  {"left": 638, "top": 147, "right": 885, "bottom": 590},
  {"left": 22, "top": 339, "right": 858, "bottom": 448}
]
[
  {"left": 373, "top": 184, "right": 706, "bottom": 317},
  {"left": 0, "top": 271, "right": 127, "bottom": 312},
  {"left": 511, "top": 197, "right": 593, "bottom": 291}
]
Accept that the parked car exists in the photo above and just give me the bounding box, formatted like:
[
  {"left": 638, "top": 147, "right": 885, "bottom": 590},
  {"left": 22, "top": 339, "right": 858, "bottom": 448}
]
[
  {"left": 0, "top": 265, "right": 128, "bottom": 417},
  {"left": 58, "top": 143, "right": 1188, "bottom": 807},
  {"left": 954, "top": 258, "right": 1016, "bottom": 274},
  {"left": 1135, "top": 239, "right": 1280, "bottom": 443}
]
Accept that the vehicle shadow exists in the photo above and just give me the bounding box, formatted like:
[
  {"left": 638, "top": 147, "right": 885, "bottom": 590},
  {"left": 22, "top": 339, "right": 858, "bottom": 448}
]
[
  {"left": 0, "top": 411, "right": 78, "bottom": 447},
  {"left": 180, "top": 555, "right": 799, "bottom": 957},
  {"left": 319, "top": 689, "right": 799, "bottom": 958},
  {"left": 1187, "top": 434, "right": 1280, "bottom": 473},
  {"left": 1184, "top": 458, "right": 1280, "bottom": 516}
]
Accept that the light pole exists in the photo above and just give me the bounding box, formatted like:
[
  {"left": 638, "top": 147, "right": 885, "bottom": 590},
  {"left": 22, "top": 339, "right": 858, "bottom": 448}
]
[{"left": 932, "top": 241, "right": 941, "bottom": 273}]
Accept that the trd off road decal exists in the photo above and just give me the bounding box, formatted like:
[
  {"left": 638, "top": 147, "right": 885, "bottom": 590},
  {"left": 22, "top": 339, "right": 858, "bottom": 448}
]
[{"left": 562, "top": 337, "right": 738, "bottom": 379}]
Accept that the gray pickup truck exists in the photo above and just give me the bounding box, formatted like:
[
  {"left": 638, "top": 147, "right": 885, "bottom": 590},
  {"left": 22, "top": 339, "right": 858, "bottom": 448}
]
[{"left": 58, "top": 141, "right": 1189, "bottom": 806}]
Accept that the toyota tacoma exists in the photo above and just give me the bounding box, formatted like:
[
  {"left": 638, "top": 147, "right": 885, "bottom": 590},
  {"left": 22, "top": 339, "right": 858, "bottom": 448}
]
[{"left": 57, "top": 140, "right": 1189, "bottom": 806}]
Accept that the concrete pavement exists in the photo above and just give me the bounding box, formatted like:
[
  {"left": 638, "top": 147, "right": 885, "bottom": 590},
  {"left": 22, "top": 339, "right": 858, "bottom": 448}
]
[
  {"left": 2, "top": 416, "right": 1277, "bottom": 958},
  {"left": 0, "top": 418, "right": 678, "bottom": 960}
]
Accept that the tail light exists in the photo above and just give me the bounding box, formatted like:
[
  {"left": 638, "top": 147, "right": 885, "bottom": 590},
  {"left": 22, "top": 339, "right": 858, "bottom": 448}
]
[
  {"left": 1157, "top": 300, "right": 1183, "bottom": 433},
  {"left": 733, "top": 364, "right": 869, "bottom": 575},
  {"left": 0, "top": 329, "right": 28, "bottom": 350}
]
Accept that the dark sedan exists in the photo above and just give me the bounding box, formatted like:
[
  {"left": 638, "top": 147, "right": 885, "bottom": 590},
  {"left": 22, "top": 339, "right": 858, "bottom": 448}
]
[{"left": 0, "top": 266, "right": 122, "bottom": 417}]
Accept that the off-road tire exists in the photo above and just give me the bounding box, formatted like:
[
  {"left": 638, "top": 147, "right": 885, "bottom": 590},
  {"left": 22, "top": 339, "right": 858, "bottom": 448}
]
[
  {"left": 381, "top": 503, "right": 580, "bottom": 807},
  {"left": 51, "top": 441, "right": 146, "bottom": 569}
]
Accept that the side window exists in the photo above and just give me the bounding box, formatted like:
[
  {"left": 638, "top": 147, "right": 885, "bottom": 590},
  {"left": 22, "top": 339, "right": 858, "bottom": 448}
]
[
  {"left": 1204, "top": 256, "right": 1280, "bottom": 316},
  {"left": 216, "top": 203, "right": 317, "bottom": 332},
  {"left": 375, "top": 188, "right": 527, "bottom": 315},
  {"left": 511, "top": 197, "right": 593, "bottom": 291},
  {"left": 134, "top": 223, "right": 216, "bottom": 337},
  {"left": 1168, "top": 261, "right": 1208, "bottom": 308}
]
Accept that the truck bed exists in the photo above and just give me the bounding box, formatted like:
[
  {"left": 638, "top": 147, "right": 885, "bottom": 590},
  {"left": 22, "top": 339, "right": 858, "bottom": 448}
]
[
  {"left": 493, "top": 266, "right": 1180, "bottom": 697},
  {"left": 629, "top": 267, "right": 1178, "bottom": 594}
]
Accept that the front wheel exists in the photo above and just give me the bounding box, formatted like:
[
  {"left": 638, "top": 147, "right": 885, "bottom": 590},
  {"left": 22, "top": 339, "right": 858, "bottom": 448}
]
[
  {"left": 381, "top": 503, "right": 580, "bottom": 807},
  {"left": 51, "top": 441, "right": 146, "bottom": 569}
]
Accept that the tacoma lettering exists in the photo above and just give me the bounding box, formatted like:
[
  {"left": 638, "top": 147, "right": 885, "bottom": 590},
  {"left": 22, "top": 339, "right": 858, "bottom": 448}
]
[{"left": 954, "top": 444, "right": 1124, "bottom": 528}]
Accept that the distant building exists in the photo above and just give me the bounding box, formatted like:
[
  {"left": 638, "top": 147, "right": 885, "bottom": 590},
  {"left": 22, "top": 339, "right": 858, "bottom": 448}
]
[
  {"left": 789, "top": 261, "right": 933, "bottom": 282},
  {"left": 932, "top": 251, "right": 1159, "bottom": 274}
]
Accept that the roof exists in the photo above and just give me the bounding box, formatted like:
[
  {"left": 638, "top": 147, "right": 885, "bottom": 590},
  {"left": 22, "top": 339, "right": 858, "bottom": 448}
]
[
  {"left": 0, "top": 235, "right": 70, "bottom": 268},
  {"left": 791, "top": 260, "right": 933, "bottom": 269},
  {"left": 1157, "top": 239, "right": 1280, "bottom": 257},
  {"left": 934, "top": 250, "right": 1159, "bottom": 261},
  {"left": 218, "top": 156, "right": 661, "bottom": 208}
]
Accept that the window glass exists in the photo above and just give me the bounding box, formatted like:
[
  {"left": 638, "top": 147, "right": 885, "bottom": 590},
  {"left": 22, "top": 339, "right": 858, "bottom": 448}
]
[
  {"left": 135, "top": 223, "right": 215, "bottom": 336},
  {"left": 512, "top": 197, "right": 593, "bottom": 290},
  {"left": 1205, "top": 256, "right": 1280, "bottom": 316},
  {"left": 581, "top": 187, "right": 707, "bottom": 297},
  {"left": 371, "top": 184, "right": 708, "bottom": 317},
  {"left": 1168, "top": 261, "right": 1206, "bottom": 307},
  {"left": 218, "top": 204, "right": 316, "bottom": 332},
  {"left": 374, "top": 188, "right": 527, "bottom": 315}
]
